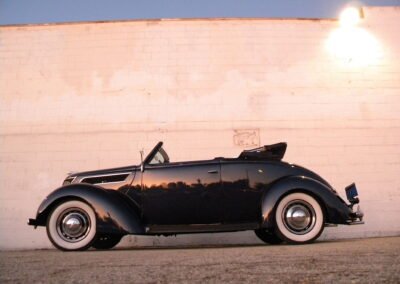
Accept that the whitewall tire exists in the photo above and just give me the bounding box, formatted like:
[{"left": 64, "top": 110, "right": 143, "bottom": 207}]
[
  {"left": 274, "top": 192, "right": 324, "bottom": 244},
  {"left": 46, "top": 200, "right": 97, "bottom": 251}
]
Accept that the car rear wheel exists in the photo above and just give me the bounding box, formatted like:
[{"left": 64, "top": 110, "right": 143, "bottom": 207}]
[
  {"left": 274, "top": 192, "right": 324, "bottom": 244},
  {"left": 92, "top": 235, "right": 122, "bottom": 250},
  {"left": 46, "top": 200, "right": 97, "bottom": 251},
  {"left": 254, "top": 229, "right": 283, "bottom": 244}
]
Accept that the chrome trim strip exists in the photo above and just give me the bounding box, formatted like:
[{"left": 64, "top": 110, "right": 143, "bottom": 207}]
[{"left": 92, "top": 180, "right": 127, "bottom": 185}]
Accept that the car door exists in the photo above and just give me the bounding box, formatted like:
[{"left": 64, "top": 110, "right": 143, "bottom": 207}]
[
  {"left": 220, "top": 161, "right": 266, "bottom": 224},
  {"left": 142, "top": 160, "right": 222, "bottom": 226}
]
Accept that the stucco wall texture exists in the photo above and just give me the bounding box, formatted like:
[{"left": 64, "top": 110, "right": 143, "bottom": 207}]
[{"left": 0, "top": 7, "right": 399, "bottom": 249}]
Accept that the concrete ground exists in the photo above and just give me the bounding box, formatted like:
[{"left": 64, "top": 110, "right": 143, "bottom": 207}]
[{"left": 1, "top": 237, "right": 399, "bottom": 283}]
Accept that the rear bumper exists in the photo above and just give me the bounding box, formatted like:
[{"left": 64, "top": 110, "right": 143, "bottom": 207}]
[
  {"left": 347, "top": 206, "right": 364, "bottom": 225},
  {"left": 345, "top": 183, "right": 364, "bottom": 225}
]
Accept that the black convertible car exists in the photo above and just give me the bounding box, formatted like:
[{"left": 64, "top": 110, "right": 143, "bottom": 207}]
[{"left": 29, "top": 142, "right": 364, "bottom": 251}]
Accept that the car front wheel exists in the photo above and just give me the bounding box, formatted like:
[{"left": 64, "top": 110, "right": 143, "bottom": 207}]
[
  {"left": 46, "top": 200, "right": 97, "bottom": 251},
  {"left": 274, "top": 192, "right": 324, "bottom": 244}
]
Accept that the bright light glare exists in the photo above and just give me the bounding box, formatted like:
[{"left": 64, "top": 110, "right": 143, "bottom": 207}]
[
  {"left": 339, "top": 7, "right": 361, "bottom": 27},
  {"left": 326, "top": 27, "right": 382, "bottom": 67}
]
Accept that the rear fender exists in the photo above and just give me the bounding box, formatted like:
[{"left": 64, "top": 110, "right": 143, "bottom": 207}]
[
  {"left": 261, "top": 176, "right": 351, "bottom": 228},
  {"left": 34, "top": 184, "right": 144, "bottom": 235}
]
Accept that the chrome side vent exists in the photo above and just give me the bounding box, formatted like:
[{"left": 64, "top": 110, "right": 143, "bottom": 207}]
[{"left": 81, "top": 173, "right": 130, "bottom": 185}]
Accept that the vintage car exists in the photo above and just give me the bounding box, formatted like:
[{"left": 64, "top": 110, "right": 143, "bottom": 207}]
[{"left": 28, "top": 142, "right": 364, "bottom": 251}]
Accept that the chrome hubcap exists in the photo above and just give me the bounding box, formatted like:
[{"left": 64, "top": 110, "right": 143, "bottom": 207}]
[
  {"left": 282, "top": 200, "right": 316, "bottom": 235},
  {"left": 57, "top": 208, "right": 90, "bottom": 242}
]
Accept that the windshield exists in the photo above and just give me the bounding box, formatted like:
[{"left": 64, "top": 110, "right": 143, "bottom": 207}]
[{"left": 149, "top": 147, "right": 170, "bottom": 164}]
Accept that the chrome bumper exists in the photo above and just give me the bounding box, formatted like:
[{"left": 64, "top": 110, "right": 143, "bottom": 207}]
[
  {"left": 345, "top": 183, "right": 364, "bottom": 225},
  {"left": 347, "top": 205, "right": 364, "bottom": 225},
  {"left": 28, "top": 218, "right": 38, "bottom": 228}
]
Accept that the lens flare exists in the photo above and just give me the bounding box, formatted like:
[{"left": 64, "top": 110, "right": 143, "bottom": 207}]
[
  {"left": 339, "top": 7, "right": 361, "bottom": 27},
  {"left": 326, "top": 7, "right": 382, "bottom": 67}
]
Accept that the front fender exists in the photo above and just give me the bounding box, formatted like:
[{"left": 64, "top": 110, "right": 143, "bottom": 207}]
[
  {"left": 261, "top": 176, "right": 351, "bottom": 228},
  {"left": 34, "top": 183, "right": 144, "bottom": 235}
]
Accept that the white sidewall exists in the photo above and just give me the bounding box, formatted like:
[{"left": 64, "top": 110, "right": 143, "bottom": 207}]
[
  {"left": 275, "top": 192, "right": 324, "bottom": 243},
  {"left": 47, "top": 200, "right": 96, "bottom": 250}
]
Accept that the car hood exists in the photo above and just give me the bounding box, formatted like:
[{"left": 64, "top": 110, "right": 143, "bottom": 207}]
[{"left": 67, "top": 165, "right": 139, "bottom": 179}]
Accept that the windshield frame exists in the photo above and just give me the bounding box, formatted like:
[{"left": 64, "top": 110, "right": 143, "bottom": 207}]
[
  {"left": 143, "top": 142, "right": 170, "bottom": 165},
  {"left": 149, "top": 146, "right": 170, "bottom": 165}
]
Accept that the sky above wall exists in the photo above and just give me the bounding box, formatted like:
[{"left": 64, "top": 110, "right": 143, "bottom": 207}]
[{"left": 1, "top": 0, "right": 400, "bottom": 25}]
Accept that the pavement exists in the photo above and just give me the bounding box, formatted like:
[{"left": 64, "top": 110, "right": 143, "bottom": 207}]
[{"left": 1, "top": 237, "right": 399, "bottom": 283}]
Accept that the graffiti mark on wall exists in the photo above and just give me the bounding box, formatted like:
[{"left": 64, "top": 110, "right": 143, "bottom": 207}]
[{"left": 233, "top": 129, "right": 260, "bottom": 147}]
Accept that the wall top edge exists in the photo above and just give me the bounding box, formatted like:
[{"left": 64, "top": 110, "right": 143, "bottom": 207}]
[
  {"left": 0, "top": 16, "right": 337, "bottom": 29},
  {"left": 1, "top": 6, "right": 398, "bottom": 29}
]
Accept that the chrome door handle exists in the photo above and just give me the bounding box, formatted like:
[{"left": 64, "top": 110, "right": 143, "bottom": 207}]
[{"left": 207, "top": 170, "right": 219, "bottom": 174}]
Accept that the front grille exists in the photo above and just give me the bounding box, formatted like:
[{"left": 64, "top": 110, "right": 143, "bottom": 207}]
[{"left": 63, "top": 177, "right": 75, "bottom": 186}]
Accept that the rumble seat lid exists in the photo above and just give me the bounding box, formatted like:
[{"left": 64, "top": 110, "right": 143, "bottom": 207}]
[{"left": 238, "top": 142, "right": 287, "bottom": 161}]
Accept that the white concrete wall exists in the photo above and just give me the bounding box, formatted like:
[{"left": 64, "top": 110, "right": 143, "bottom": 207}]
[{"left": 0, "top": 7, "right": 399, "bottom": 249}]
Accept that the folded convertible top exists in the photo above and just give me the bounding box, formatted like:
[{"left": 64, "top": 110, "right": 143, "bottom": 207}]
[{"left": 238, "top": 142, "right": 287, "bottom": 161}]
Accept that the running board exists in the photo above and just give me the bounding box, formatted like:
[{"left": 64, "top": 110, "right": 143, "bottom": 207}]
[
  {"left": 347, "top": 221, "right": 365, "bottom": 225},
  {"left": 146, "top": 222, "right": 259, "bottom": 234}
]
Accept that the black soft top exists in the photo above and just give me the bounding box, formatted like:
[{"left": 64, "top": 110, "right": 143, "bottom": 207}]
[{"left": 238, "top": 142, "right": 287, "bottom": 161}]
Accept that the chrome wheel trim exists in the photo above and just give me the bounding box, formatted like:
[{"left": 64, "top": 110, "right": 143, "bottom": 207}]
[
  {"left": 56, "top": 209, "right": 91, "bottom": 242},
  {"left": 282, "top": 200, "right": 316, "bottom": 235}
]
